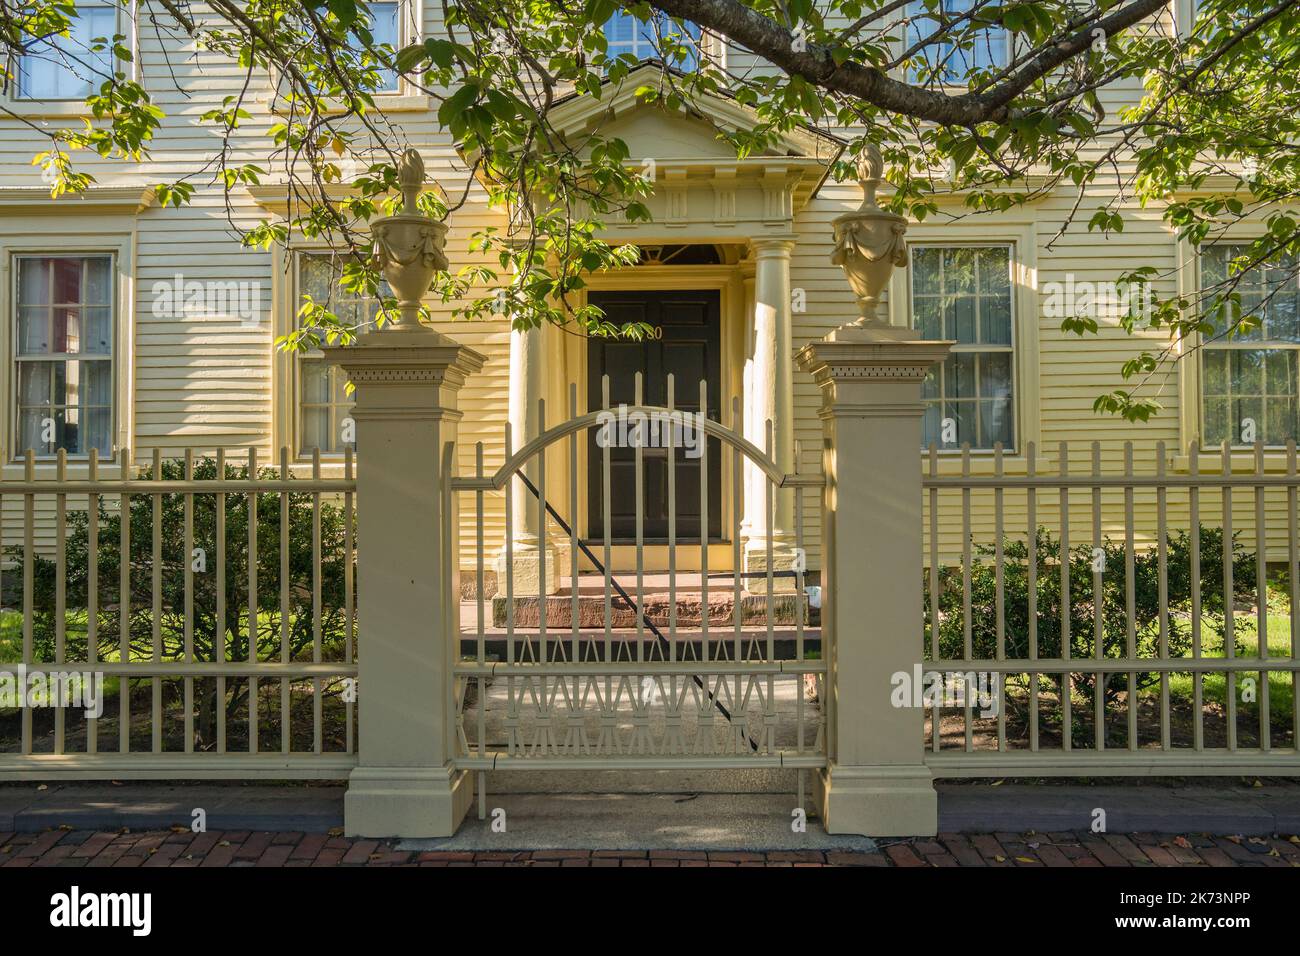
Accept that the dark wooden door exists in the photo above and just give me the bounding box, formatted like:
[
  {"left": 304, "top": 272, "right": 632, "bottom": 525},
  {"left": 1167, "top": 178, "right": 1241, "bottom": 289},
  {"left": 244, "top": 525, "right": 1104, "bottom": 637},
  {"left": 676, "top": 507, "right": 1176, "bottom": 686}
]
[{"left": 587, "top": 289, "right": 723, "bottom": 543}]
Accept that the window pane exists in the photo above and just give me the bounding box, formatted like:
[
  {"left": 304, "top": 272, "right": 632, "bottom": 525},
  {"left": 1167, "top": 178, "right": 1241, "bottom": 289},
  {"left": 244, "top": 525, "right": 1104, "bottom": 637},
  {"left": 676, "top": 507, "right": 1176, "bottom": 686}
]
[
  {"left": 367, "top": 1, "right": 399, "bottom": 91},
  {"left": 17, "top": 258, "right": 50, "bottom": 305},
  {"left": 18, "top": 307, "right": 50, "bottom": 354},
  {"left": 913, "top": 247, "right": 942, "bottom": 295},
  {"left": 11, "top": 255, "right": 114, "bottom": 457},
  {"left": 911, "top": 245, "right": 1016, "bottom": 450},
  {"left": 18, "top": 362, "right": 51, "bottom": 405},
  {"left": 979, "top": 398, "right": 1014, "bottom": 448},
  {"left": 914, "top": 296, "right": 942, "bottom": 340},
  {"left": 19, "top": 7, "right": 116, "bottom": 100},
  {"left": 980, "top": 294, "right": 1012, "bottom": 345},
  {"left": 906, "top": 0, "right": 1008, "bottom": 83},
  {"left": 83, "top": 306, "right": 112, "bottom": 353},
  {"left": 298, "top": 252, "right": 389, "bottom": 329},
  {"left": 84, "top": 256, "right": 112, "bottom": 304},
  {"left": 1203, "top": 346, "right": 1300, "bottom": 446},
  {"left": 944, "top": 248, "right": 976, "bottom": 294},
  {"left": 298, "top": 360, "right": 353, "bottom": 455},
  {"left": 602, "top": 11, "right": 701, "bottom": 69},
  {"left": 301, "top": 361, "right": 330, "bottom": 403},
  {"left": 19, "top": 410, "right": 47, "bottom": 456}
]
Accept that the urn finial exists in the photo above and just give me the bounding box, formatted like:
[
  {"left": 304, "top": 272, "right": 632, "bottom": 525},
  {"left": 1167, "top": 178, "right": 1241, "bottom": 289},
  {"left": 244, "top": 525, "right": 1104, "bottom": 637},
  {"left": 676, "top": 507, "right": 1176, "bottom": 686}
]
[
  {"left": 829, "top": 141, "right": 910, "bottom": 337},
  {"left": 368, "top": 148, "right": 449, "bottom": 332}
]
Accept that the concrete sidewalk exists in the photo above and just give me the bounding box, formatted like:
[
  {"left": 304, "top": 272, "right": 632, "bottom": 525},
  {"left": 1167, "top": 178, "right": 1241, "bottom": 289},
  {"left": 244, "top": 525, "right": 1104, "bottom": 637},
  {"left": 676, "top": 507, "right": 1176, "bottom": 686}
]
[{"left": 2, "top": 780, "right": 1299, "bottom": 846}]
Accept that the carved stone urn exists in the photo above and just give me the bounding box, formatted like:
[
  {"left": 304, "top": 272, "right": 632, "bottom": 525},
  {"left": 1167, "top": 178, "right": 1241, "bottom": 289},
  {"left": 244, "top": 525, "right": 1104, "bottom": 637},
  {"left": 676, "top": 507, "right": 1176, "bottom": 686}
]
[
  {"left": 830, "top": 144, "right": 909, "bottom": 333},
  {"left": 370, "top": 148, "right": 448, "bottom": 330}
]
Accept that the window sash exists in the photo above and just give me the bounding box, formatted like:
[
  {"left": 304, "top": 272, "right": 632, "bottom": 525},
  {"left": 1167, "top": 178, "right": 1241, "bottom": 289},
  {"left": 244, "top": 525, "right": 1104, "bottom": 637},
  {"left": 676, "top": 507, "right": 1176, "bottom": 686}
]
[
  {"left": 905, "top": 0, "right": 1011, "bottom": 83},
  {"left": 17, "top": 6, "right": 116, "bottom": 100},
  {"left": 1200, "top": 244, "right": 1300, "bottom": 447},
  {"left": 11, "top": 254, "right": 116, "bottom": 458},
  {"left": 603, "top": 12, "right": 703, "bottom": 70},
  {"left": 294, "top": 252, "right": 380, "bottom": 456},
  {"left": 911, "top": 243, "right": 1016, "bottom": 450}
]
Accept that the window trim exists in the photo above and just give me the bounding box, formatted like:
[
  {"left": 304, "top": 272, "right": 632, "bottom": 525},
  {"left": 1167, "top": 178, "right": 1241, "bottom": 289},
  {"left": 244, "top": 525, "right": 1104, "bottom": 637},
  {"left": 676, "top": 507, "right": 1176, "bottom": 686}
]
[
  {"left": 886, "top": 220, "right": 1039, "bottom": 468},
  {"left": 896, "top": 0, "right": 1014, "bottom": 89},
  {"left": 1190, "top": 240, "right": 1300, "bottom": 453},
  {"left": 5, "top": 1, "right": 136, "bottom": 118},
  {"left": 0, "top": 230, "right": 133, "bottom": 471},
  {"left": 600, "top": 9, "right": 724, "bottom": 72},
  {"left": 907, "top": 241, "right": 1018, "bottom": 453},
  {"left": 264, "top": 0, "right": 430, "bottom": 114},
  {"left": 274, "top": 245, "right": 382, "bottom": 464}
]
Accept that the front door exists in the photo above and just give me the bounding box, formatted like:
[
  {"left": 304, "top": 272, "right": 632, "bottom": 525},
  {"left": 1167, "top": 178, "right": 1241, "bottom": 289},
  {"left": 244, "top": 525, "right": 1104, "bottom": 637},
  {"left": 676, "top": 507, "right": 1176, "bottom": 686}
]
[{"left": 587, "top": 289, "right": 723, "bottom": 543}]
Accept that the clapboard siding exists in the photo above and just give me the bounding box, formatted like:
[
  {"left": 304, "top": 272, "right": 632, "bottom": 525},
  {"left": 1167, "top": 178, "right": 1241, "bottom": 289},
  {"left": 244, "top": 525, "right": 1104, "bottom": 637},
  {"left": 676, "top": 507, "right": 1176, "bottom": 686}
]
[{"left": 0, "top": 4, "right": 1291, "bottom": 574}]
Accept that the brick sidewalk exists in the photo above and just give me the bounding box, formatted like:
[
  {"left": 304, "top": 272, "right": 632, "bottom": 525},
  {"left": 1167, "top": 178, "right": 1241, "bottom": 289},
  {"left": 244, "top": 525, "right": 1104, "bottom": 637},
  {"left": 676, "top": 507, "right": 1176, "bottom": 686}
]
[{"left": 1, "top": 829, "right": 1297, "bottom": 867}]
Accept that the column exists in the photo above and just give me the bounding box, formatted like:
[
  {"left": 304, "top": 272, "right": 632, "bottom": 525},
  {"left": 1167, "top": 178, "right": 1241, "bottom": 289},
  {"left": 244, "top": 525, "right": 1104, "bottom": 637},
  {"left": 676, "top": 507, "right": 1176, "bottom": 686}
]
[
  {"left": 496, "top": 323, "right": 559, "bottom": 595},
  {"left": 325, "top": 323, "right": 485, "bottom": 838},
  {"left": 743, "top": 238, "right": 798, "bottom": 588},
  {"left": 796, "top": 325, "right": 950, "bottom": 836}
]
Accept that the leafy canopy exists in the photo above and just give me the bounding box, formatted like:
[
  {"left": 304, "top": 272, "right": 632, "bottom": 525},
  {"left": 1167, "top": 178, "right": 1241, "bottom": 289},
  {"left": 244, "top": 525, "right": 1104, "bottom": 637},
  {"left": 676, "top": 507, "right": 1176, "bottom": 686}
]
[{"left": 4, "top": 0, "right": 1299, "bottom": 420}]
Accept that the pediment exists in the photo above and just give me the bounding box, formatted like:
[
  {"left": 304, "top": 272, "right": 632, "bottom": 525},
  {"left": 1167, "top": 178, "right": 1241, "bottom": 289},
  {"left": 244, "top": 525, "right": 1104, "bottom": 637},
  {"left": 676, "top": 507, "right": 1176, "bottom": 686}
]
[{"left": 548, "top": 64, "right": 842, "bottom": 166}]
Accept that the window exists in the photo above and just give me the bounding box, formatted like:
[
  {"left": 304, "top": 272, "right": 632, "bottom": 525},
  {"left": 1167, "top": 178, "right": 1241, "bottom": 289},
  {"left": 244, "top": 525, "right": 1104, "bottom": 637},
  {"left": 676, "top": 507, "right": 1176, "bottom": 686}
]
[
  {"left": 294, "top": 253, "right": 390, "bottom": 455},
  {"left": 354, "top": 0, "right": 400, "bottom": 92},
  {"left": 17, "top": 6, "right": 116, "bottom": 100},
  {"left": 13, "top": 255, "right": 114, "bottom": 457},
  {"left": 1200, "top": 245, "right": 1300, "bottom": 447},
  {"left": 603, "top": 11, "right": 703, "bottom": 71},
  {"left": 905, "top": 0, "right": 1009, "bottom": 83},
  {"left": 912, "top": 245, "right": 1015, "bottom": 449}
]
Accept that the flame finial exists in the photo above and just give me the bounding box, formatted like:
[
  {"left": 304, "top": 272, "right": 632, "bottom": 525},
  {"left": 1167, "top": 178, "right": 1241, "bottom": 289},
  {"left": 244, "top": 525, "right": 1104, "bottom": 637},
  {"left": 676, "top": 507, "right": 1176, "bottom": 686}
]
[
  {"left": 397, "top": 148, "right": 425, "bottom": 214},
  {"left": 856, "top": 144, "right": 885, "bottom": 211}
]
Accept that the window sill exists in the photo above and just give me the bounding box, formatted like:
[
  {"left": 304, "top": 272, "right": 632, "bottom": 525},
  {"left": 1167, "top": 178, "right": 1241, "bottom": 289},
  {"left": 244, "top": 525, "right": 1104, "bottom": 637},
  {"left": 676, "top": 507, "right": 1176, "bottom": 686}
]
[{"left": 3, "top": 98, "right": 98, "bottom": 119}]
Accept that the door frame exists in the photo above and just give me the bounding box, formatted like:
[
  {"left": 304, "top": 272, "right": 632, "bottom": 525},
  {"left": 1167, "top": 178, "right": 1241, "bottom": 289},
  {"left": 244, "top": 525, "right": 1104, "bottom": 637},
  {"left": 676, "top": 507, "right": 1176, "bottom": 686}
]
[{"left": 556, "top": 264, "right": 745, "bottom": 571}]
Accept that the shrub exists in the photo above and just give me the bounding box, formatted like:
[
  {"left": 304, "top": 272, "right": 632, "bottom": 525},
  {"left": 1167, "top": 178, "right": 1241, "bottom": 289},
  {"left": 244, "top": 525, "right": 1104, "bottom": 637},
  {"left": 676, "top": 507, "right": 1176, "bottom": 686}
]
[
  {"left": 927, "top": 526, "right": 1257, "bottom": 712},
  {"left": 16, "top": 457, "right": 355, "bottom": 743}
]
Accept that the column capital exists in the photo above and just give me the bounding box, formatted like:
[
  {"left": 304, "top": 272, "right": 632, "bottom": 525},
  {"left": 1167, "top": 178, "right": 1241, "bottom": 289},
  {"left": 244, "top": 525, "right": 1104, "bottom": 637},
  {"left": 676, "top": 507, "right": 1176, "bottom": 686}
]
[{"left": 751, "top": 236, "right": 796, "bottom": 257}]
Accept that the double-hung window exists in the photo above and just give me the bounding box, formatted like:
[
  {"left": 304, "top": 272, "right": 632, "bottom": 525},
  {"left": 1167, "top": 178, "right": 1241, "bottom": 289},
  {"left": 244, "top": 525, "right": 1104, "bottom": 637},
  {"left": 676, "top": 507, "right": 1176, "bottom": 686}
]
[
  {"left": 603, "top": 11, "right": 703, "bottom": 71},
  {"left": 294, "top": 252, "right": 390, "bottom": 456},
  {"left": 17, "top": 5, "right": 116, "bottom": 100},
  {"left": 912, "top": 245, "right": 1016, "bottom": 449},
  {"left": 905, "top": 0, "right": 1010, "bottom": 83},
  {"left": 13, "top": 255, "right": 115, "bottom": 457},
  {"left": 1200, "top": 245, "right": 1300, "bottom": 447}
]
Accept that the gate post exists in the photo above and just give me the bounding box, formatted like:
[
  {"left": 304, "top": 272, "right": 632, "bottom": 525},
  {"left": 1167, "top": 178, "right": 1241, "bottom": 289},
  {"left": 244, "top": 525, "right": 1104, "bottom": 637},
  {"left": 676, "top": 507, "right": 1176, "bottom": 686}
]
[
  {"left": 796, "top": 329, "right": 949, "bottom": 836},
  {"left": 795, "top": 146, "right": 950, "bottom": 835},
  {"left": 326, "top": 325, "right": 484, "bottom": 837}
]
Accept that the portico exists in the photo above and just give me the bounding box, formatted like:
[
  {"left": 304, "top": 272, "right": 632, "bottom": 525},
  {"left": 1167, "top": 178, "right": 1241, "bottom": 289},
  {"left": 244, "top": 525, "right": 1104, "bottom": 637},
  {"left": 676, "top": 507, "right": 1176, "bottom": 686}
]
[{"left": 491, "top": 69, "right": 842, "bottom": 593}]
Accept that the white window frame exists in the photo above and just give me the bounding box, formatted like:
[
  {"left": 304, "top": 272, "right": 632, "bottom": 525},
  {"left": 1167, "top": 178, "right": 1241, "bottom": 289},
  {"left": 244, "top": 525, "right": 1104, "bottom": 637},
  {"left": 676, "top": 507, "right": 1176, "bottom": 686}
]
[
  {"left": 908, "top": 241, "right": 1018, "bottom": 452},
  {"left": 1195, "top": 242, "right": 1300, "bottom": 451},
  {"left": 884, "top": 219, "right": 1039, "bottom": 470},
  {"left": 266, "top": 0, "right": 429, "bottom": 113},
  {"left": 600, "top": 10, "right": 722, "bottom": 71},
  {"left": 274, "top": 246, "right": 391, "bottom": 463},
  {"left": 5, "top": 1, "right": 136, "bottom": 118},
  {"left": 0, "top": 226, "right": 134, "bottom": 471},
  {"left": 898, "top": 0, "right": 1013, "bottom": 88}
]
